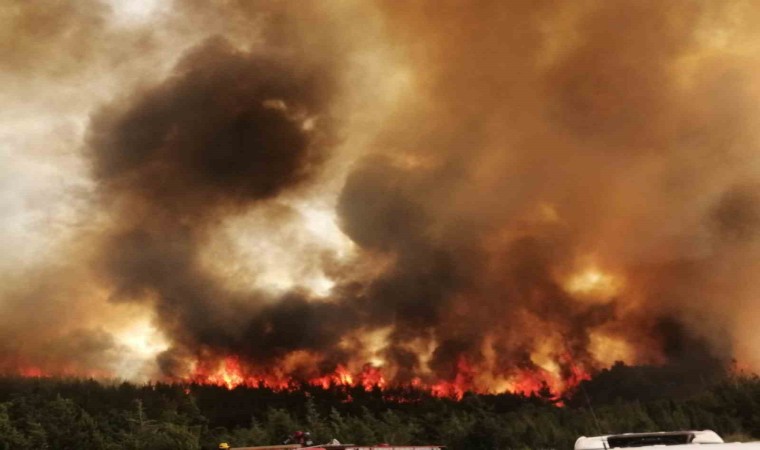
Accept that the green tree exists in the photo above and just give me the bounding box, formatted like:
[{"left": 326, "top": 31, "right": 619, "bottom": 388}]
[
  {"left": 133, "top": 423, "right": 200, "bottom": 450},
  {"left": 0, "top": 403, "right": 28, "bottom": 450},
  {"left": 40, "top": 396, "right": 105, "bottom": 450},
  {"left": 263, "top": 408, "right": 299, "bottom": 444}
]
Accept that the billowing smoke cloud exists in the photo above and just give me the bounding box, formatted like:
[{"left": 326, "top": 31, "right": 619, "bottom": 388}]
[
  {"left": 339, "top": 0, "right": 760, "bottom": 387},
  {"left": 86, "top": 35, "right": 351, "bottom": 374},
  {"left": 2, "top": 0, "right": 760, "bottom": 392}
]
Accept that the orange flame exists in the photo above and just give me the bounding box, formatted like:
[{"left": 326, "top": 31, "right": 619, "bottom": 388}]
[
  {"left": 430, "top": 356, "right": 475, "bottom": 400},
  {"left": 11, "top": 355, "right": 590, "bottom": 403},
  {"left": 183, "top": 353, "right": 589, "bottom": 402},
  {"left": 15, "top": 365, "right": 114, "bottom": 380}
]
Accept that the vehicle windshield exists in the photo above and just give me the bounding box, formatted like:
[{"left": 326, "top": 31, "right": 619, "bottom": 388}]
[{"left": 607, "top": 433, "right": 693, "bottom": 448}]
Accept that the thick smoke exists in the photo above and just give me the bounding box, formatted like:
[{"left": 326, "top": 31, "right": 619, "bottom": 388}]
[
  {"left": 2, "top": 0, "right": 760, "bottom": 391},
  {"left": 86, "top": 35, "right": 352, "bottom": 375},
  {"left": 0, "top": 0, "right": 106, "bottom": 77},
  {"left": 326, "top": 0, "right": 760, "bottom": 386}
]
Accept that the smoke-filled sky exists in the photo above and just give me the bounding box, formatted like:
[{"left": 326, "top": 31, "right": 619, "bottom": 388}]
[{"left": 2, "top": 0, "right": 760, "bottom": 392}]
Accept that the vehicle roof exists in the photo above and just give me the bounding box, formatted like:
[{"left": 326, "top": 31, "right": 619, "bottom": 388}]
[{"left": 575, "top": 430, "right": 724, "bottom": 449}]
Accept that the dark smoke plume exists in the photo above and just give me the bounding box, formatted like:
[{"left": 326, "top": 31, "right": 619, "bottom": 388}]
[{"left": 87, "top": 36, "right": 345, "bottom": 375}]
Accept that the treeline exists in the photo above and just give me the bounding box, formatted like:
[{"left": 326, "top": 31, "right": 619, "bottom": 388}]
[{"left": 0, "top": 363, "right": 758, "bottom": 450}]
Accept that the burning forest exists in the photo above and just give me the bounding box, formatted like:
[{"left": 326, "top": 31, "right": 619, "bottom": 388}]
[{"left": 2, "top": 0, "right": 760, "bottom": 404}]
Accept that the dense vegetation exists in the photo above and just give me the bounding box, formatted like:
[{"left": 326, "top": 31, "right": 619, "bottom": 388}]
[{"left": 0, "top": 363, "right": 758, "bottom": 450}]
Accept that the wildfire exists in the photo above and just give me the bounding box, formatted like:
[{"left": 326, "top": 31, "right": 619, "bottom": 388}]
[
  {"left": 188, "top": 357, "right": 293, "bottom": 391},
  {"left": 11, "top": 351, "right": 591, "bottom": 405},
  {"left": 359, "top": 364, "right": 387, "bottom": 391},
  {"left": 310, "top": 364, "right": 354, "bottom": 389},
  {"left": 203, "top": 357, "right": 245, "bottom": 390},
  {"left": 183, "top": 354, "right": 589, "bottom": 402},
  {"left": 15, "top": 366, "right": 114, "bottom": 380},
  {"left": 430, "top": 356, "right": 476, "bottom": 400}
]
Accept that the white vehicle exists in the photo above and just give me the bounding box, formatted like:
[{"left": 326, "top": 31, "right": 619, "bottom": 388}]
[{"left": 575, "top": 430, "right": 760, "bottom": 449}]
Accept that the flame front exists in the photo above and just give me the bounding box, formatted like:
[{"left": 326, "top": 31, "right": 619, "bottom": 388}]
[{"left": 183, "top": 353, "right": 589, "bottom": 401}]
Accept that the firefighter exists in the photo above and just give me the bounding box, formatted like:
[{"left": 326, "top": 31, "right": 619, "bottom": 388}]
[{"left": 219, "top": 443, "right": 231, "bottom": 449}]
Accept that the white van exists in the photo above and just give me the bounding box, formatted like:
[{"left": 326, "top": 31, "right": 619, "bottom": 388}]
[{"left": 575, "top": 430, "right": 760, "bottom": 449}]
